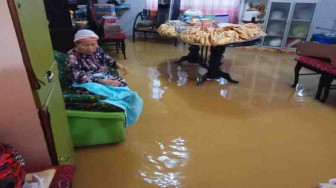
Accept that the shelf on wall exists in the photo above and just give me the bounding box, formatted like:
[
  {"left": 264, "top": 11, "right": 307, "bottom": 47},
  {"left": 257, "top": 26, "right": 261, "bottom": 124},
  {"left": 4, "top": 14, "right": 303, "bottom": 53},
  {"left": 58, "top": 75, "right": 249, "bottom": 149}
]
[{"left": 115, "top": 3, "right": 131, "bottom": 9}]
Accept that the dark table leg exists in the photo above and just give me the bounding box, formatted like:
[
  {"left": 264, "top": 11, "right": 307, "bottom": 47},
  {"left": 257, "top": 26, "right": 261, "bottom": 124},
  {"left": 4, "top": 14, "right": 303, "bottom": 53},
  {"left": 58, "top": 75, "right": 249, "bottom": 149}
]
[
  {"left": 116, "top": 42, "right": 119, "bottom": 53},
  {"left": 121, "top": 39, "right": 126, "bottom": 59},
  {"left": 197, "top": 45, "right": 239, "bottom": 85},
  {"left": 178, "top": 45, "right": 203, "bottom": 64}
]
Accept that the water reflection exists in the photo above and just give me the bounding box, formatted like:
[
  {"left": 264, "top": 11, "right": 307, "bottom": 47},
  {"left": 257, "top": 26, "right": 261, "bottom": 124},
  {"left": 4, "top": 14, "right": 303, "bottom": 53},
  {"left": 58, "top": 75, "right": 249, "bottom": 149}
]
[
  {"left": 295, "top": 83, "right": 305, "bottom": 97},
  {"left": 177, "top": 66, "right": 188, "bottom": 86},
  {"left": 167, "top": 61, "right": 174, "bottom": 83},
  {"left": 139, "top": 137, "right": 189, "bottom": 188},
  {"left": 220, "top": 89, "right": 228, "bottom": 98},
  {"left": 147, "top": 68, "right": 167, "bottom": 100},
  {"left": 217, "top": 78, "right": 228, "bottom": 85},
  {"left": 291, "top": 83, "right": 316, "bottom": 107},
  {"left": 167, "top": 61, "right": 189, "bottom": 86}
]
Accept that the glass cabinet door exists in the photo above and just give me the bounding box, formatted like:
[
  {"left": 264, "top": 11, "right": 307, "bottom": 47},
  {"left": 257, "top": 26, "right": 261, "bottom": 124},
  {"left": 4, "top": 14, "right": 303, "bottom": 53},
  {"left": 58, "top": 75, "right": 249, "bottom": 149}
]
[
  {"left": 285, "top": 3, "right": 317, "bottom": 48},
  {"left": 263, "top": 1, "right": 292, "bottom": 48}
]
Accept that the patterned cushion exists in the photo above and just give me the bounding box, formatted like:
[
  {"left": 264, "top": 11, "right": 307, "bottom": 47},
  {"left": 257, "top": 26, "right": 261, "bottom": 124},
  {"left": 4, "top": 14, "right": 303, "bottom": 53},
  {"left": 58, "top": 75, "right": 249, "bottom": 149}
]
[
  {"left": 65, "top": 102, "right": 124, "bottom": 112},
  {"left": 135, "top": 27, "right": 156, "bottom": 32},
  {"left": 137, "top": 20, "right": 155, "bottom": 27},
  {"left": 63, "top": 94, "right": 107, "bottom": 103},
  {"left": 103, "top": 33, "right": 127, "bottom": 40},
  {"left": 296, "top": 56, "right": 336, "bottom": 76}
]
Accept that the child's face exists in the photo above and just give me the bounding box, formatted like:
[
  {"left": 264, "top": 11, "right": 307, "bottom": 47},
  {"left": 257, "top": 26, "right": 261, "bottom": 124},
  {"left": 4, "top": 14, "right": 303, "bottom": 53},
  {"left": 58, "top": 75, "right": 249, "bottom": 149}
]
[{"left": 76, "top": 40, "right": 98, "bottom": 55}]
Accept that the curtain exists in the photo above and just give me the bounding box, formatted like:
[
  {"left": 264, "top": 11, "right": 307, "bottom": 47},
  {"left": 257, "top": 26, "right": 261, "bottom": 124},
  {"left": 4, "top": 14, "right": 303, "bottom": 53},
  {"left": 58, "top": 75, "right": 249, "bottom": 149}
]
[
  {"left": 180, "top": 0, "right": 242, "bottom": 23},
  {"left": 145, "top": 0, "right": 242, "bottom": 23},
  {"left": 145, "top": 0, "right": 158, "bottom": 11}
]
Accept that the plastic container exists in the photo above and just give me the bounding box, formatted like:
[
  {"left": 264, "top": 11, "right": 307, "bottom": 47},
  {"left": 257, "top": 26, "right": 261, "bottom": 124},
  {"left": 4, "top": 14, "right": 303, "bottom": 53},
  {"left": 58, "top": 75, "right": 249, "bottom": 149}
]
[
  {"left": 94, "top": 4, "right": 116, "bottom": 21},
  {"left": 77, "top": 5, "right": 86, "bottom": 10},
  {"left": 102, "top": 16, "right": 119, "bottom": 25},
  {"left": 94, "top": 4, "right": 115, "bottom": 12},
  {"left": 67, "top": 110, "right": 126, "bottom": 147},
  {"left": 312, "top": 34, "right": 336, "bottom": 44},
  {"left": 206, "top": 14, "right": 229, "bottom": 23},
  {"left": 75, "top": 9, "right": 87, "bottom": 21}
]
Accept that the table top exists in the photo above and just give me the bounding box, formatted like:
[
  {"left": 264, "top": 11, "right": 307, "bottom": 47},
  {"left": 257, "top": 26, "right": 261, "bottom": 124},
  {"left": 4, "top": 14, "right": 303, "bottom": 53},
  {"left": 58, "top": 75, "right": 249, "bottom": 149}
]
[{"left": 158, "top": 22, "right": 266, "bottom": 47}]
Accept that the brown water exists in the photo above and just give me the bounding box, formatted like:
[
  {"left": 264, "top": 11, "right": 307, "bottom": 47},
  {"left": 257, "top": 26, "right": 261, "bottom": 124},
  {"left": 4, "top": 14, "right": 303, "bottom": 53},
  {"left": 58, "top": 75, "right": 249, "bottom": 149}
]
[{"left": 73, "top": 39, "right": 336, "bottom": 188}]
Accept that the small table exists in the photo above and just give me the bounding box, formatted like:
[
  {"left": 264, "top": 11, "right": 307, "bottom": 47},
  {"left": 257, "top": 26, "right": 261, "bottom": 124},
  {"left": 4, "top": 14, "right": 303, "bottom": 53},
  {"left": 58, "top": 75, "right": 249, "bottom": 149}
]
[
  {"left": 100, "top": 32, "right": 127, "bottom": 59},
  {"left": 158, "top": 22, "right": 265, "bottom": 85}
]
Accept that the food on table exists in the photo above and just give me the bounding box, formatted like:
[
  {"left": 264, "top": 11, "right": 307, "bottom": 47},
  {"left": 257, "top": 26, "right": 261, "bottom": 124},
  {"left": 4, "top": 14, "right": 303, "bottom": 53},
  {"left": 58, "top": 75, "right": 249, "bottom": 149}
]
[
  {"left": 157, "top": 24, "right": 180, "bottom": 38},
  {"left": 158, "top": 23, "right": 265, "bottom": 46}
]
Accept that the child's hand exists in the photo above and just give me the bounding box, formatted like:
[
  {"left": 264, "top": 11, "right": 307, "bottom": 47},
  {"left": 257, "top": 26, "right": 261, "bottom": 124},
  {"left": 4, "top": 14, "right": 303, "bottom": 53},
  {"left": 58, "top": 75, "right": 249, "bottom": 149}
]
[
  {"left": 100, "top": 79, "right": 121, "bottom": 86},
  {"left": 117, "top": 63, "right": 129, "bottom": 75}
]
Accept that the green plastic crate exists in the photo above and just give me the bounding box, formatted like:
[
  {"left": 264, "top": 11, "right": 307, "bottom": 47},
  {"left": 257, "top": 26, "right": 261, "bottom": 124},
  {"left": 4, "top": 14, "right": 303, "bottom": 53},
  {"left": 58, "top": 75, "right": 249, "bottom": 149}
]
[{"left": 66, "top": 110, "right": 126, "bottom": 147}]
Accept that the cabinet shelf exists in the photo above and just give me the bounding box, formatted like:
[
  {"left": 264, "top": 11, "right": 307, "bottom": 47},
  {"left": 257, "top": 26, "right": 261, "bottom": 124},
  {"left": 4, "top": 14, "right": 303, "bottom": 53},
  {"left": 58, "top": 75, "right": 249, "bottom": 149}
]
[
  {"left": 292, "top": 19, "right": 312, "bottom": 22},
  {"left": 288, "top": 35, "right": 307, "bottom": 39},
  {"left": 269, "top": 18, "right": 287, "bottom": 21},
  {"left": 266, "top": 35, "right": 284, "bottom": 38},
  {"left": 262, "top": 0, "right": 318, "bottom": 49}
]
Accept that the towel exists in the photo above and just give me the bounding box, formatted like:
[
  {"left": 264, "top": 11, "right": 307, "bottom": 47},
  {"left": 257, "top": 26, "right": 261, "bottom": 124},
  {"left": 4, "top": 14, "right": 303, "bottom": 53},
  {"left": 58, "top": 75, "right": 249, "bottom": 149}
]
[{"left": 73, "top": 82, "right": 143, "bottom": 127}]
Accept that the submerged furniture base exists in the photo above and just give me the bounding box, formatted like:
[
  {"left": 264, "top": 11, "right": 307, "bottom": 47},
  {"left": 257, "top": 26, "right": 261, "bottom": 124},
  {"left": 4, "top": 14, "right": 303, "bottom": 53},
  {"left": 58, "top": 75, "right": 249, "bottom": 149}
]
[
  {"left": 179, "top": 39, "right": 261, "bottom": 85},
  {"left": 197, "top": 45, "right": 239, "bottom": 85}
]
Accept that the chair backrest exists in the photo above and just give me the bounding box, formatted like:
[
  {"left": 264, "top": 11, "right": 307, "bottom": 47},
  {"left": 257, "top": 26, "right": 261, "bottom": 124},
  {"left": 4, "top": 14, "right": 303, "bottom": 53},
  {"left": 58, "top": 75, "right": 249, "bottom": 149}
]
[
  {"left": 143, "top": 9, "right": 151, "bottom": 20},
  {"left": 297, "top": 41, "right": 336, "bottom": 65}
]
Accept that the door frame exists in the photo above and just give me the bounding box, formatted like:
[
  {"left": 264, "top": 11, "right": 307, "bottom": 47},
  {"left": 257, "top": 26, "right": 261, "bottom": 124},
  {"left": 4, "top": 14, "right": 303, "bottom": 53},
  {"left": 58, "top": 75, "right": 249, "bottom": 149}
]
[
  {"left": 7, "top": 0, "right": 59, "bottom": 165},
  {"left": 7, "top": 0, "right": 40, "bottom": 91}
]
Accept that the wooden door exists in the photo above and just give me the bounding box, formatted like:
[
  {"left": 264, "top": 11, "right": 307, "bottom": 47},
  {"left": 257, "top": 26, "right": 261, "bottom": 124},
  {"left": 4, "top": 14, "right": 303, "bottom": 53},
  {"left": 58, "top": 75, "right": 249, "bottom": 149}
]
[
  {"left": 41, "top": 64, "right": 75, "bottom": 165},
  {"left": 11, "top": 0, "right": 56, "bottom": 106}
]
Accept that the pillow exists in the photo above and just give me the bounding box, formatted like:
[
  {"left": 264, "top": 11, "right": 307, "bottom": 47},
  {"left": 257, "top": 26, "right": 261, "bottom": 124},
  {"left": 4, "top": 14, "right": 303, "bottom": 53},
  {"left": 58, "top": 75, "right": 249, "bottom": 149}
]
[{"left": 136, "top": 20, "right": 154, "bottom": 28}]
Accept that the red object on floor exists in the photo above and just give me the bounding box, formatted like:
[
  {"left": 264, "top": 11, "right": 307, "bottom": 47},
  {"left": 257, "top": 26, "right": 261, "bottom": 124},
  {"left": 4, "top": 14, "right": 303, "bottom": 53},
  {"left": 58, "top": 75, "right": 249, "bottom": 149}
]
[
  {"left": 0, "top": 144, "right": 26, "bottom": 188},
  {"left": 49, "top": 165, "right": 74, "bottom": 188}
]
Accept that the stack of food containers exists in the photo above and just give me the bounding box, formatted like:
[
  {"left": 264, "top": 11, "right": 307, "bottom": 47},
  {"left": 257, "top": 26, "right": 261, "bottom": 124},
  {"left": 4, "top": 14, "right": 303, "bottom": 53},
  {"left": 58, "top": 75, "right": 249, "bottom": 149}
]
[
  {"left": 94, "top": 4, "right": 116, "bottom": 21},
  {"left": 102, "top": 16, "right": 123, "bottom": 38}
]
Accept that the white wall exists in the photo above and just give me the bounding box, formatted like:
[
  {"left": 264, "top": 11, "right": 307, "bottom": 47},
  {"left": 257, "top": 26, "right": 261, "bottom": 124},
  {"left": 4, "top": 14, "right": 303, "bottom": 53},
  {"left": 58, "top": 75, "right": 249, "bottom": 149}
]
[
  {"left": 118, "top": 0, "right": 146, "bottom": 36},
  {"left": 0, "top": 2, "right": 52, "bottom": 171},
  {"left": 312, "top": 0, "right": 336, "bottom": 34}
]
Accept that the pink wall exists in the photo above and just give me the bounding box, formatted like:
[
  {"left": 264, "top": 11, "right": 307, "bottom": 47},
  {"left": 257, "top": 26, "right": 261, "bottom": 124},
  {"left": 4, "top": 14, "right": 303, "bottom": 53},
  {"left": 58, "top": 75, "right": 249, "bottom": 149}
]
[{"left": 0, "top": 2, "right": 52, "bottom": 171}]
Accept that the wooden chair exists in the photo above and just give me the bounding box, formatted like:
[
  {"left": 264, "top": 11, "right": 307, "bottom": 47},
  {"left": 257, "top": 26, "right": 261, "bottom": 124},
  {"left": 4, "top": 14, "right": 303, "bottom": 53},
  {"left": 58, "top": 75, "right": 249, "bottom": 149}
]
[
  {"left": 132, "top": 9, "right": 178, "bottom": 46},
  {"left": 99, "top": 32, "right": 127, "bottom": 59},
  {"left": 133, "top": 10, "right": 158, "bottom": 42},
  {"left": 293, "top": 42, "right": 336, "bottom": 102}
]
